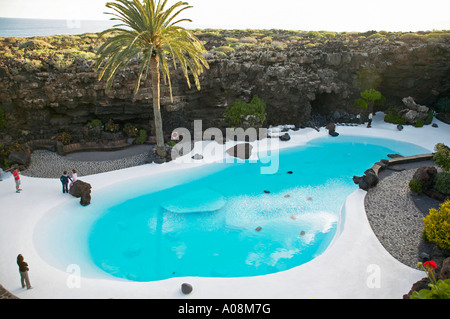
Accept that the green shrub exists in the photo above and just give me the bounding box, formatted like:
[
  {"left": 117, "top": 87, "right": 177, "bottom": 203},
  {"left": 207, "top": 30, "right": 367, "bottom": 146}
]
[
  {"left": 415, "top": 118, "right": 424, "bottom": 127},
  {"left": 354, "top": 98, "right": 368, "bottom": 109},
  {"left": 225, "top": 37, "right": 239, "bottom": 44},
  {"left": 422, "top": 200, "right": 450, "bottom": 250},
  {"left": 368, "top": 33, "right": 386, "bottom": 39},
  {"left": 223, "top": 95, "right": 266, "bottom": 127},
  {"left": 434, "top": 143, "right": 450, "bottom": 172},
  {"left": 261, "top": 36, "right": 273, "bottom": 43},
  {"left": 56, "top": 132, "right": 73, "bottom": 145},
  {"left": 85, "top": 119, "right": 102, "bottom": 128},
  {"left": 23, "top": 58, "right": 43, "bottom": 72},
  {"left": 238, "top": 37, "right": 258, "bottom": 44},
  {"left": 384, "top": 113, "right": 407, "bottom": 125},
  {"left": 52, "top": 54, "right": 74, "bottom": 71},
  {"left": 400, "top": 33, "right": 422, "bottom": 41},
  {"left": 304, "top": 42, "right": 319, "bottom": 49},
  {"left": 214, "top": 51, "right": 227, "bottom": 59},
  {"left": 409, "top": 179, "right": 423, "bottom": 194},
  {"left": 434, "top": 172, "right": 450, "bottom": 195},
  {"left": 354, "top": 89, "right": 385, "bottom": 110},
  {"left": 135, "top": 129, "right": 147, "bottom": 145},
  {"left": 123, "top": 123, "right": 138, "bottom": 137},
  {"left": 105, "top": 119, "right": 120, "bottom": 132},
  {"left": 271, "top": 41, "right": 286, "bottom": 49},
  {"left": 411, "top": 261, "right": 450, "bottom": 299},
  {"left": 426, "top": 109, "right": 434, "bottom": 123},
  {"left": 307, "top": 31, "right": 322, "bottom": 38},
  {"left": 18, "top": 39, "right": 54, "bottom": 50},
  {"left": 215, "top": 46, "right": 235, "bottom": 53},
  {"left": 411, "top": 278, "right": 450, "bottom": 299}
]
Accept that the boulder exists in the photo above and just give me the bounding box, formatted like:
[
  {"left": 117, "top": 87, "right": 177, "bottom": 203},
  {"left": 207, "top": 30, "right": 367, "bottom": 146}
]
[
  {"left": 387, "top": 154, "right": 403, "bottom": 159},
  {"left": 401, "top": 97, "right": 430, "bottom": 124},
  {"left": 226, "top": 143, "right": 253, "bottom": 159},
  {"left": 8, "top": 150, "right": 31, "bottom": 166},
  {"left": 181, "top": 283, "right": 193, "bottom": 294},
  {"left": 191, "top": 153, "right": 203, "bottom": 160},
  {"left": 326, "top": 123, "right": 339, "bottom": 137},
  {"left": 403, "top": 110, "right": 419, "bottom": 124},
  {"left": 412, "top": 166, "right": 437, "bottom": 191},
  {"left": 402, "top": 96, "right": 429, "bottom": 113},
  {"left": 439, "top": 257, "right": 450, "bottom": 280},
  {"left": 353, "top": 168, "right": 379, "bottom": 191},
  {"left": 279, "top": 133, "right": 291, "bottom": 141},
  {"left": 69, "top": 180, "right": 92, "bottom": 206}
]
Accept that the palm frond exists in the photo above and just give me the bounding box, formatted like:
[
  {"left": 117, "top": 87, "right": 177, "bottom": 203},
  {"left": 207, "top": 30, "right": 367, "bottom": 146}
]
[{"left": 96, "top": 0, "right": 209, "bottom": 97}]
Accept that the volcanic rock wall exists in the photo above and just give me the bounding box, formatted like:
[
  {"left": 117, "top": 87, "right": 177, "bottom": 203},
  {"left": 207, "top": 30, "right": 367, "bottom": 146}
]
[{"left": 0, "top": 31, "right": 449, "bottom": 143}]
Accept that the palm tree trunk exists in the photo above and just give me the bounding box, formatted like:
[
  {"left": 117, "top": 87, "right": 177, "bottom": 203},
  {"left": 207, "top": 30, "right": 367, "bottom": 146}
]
[{"left": 150, "top": 54, "right": 167, "bottom": 158}]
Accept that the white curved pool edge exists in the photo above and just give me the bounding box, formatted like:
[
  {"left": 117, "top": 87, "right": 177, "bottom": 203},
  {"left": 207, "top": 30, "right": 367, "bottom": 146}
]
[{"left": 1, "top": 113, "right": 449, "bottom": 299}]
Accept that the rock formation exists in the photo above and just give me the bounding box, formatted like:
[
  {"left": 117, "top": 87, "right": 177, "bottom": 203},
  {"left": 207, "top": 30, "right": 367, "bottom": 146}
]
[
  {"left": 353, "top": 168, "right": 379, "bottom": 191},
  {"left": 69, "top": 180, "right": 92, "bottom": 206},
  {"left": 326, "top": 123, "right": 339, "bottom": 136},
  {"left": 0, "top": 30, "right": 449, "bottom": 146},
  {"left": 412, "top": 166, "right": 437, "bottom": 191},
  {"left": 400, "top": 96, "right": 431, "bottom": 124}
]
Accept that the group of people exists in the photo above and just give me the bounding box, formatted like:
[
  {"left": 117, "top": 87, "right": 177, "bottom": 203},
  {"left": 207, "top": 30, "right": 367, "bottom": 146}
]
[
  {"left": 60, "top": 169, "right": 78, "bottom": 193},
  {"left": 12, "top": 170, "right": 78, "bottom": 290},
  {"left": 356, "top": 112, "right": 374, "bottom": 128},
  {"left": 12, "top": 168, "right": 78, "bottom": 194},
  {"left": 10, "top": 169, "right": 78, "bottom": 292}
]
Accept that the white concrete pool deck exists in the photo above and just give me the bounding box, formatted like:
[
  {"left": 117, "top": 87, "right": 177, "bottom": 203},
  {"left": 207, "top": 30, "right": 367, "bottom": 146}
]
[{"left": 1, "top": 113, "right": 449, "bottom": 299}]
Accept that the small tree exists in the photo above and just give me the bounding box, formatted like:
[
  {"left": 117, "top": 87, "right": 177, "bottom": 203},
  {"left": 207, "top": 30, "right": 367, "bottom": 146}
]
[
  {"left": 434, "top": 143, "right": 450, "bottom": 172},
  {"left": 422, "top": 200, "right": 450, "bottom": 250},
  {"left": 95, "top": 0, "right": 209, "bottom": 158},
  {"left": 354, "top": 89, "right": 386, "bottom": 113}
]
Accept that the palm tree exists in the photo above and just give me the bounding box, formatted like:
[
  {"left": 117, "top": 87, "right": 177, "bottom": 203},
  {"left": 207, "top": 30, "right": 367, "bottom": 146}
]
[{"left": 95, "top": 0, "right": 209, "bottom": 157}]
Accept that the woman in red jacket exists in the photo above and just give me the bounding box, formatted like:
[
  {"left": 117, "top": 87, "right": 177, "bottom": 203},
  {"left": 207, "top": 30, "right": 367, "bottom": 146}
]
[{"left": 12, "top": 168, "right": 22, "bottom": 193}]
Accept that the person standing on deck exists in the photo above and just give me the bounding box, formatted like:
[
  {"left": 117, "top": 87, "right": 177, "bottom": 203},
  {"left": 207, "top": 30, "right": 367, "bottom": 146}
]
[
  {"left": 17, "top": 254, "right": 32, "bottom": 289},
  {"left": 70, "top": 169, "right": 78, "bottom": 188},
  {"left": 367, "top": 113, "right": 373, "bottom": 128},
  {"left": 60, "top": 171, "right": 72, "bottom": 194},
  {"left": 12, "top": 168, "right": 22, "bottom": 193}
]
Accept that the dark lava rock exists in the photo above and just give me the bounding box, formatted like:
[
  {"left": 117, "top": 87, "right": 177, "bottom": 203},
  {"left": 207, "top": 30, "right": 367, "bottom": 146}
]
[{"left": 69, "top": 180, "right": 92, "bottom": 206}]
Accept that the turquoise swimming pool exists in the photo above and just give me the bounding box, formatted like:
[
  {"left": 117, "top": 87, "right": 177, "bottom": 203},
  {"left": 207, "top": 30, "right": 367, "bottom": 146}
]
[{"left": 86, "top": 135, "right": 428, "bottom": 282}]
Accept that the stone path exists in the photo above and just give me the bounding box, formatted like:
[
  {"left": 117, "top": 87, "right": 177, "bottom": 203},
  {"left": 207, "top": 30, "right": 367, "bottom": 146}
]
[
  {"left": 0, "top": 284, "right": 19, "bottom": 299},
  {"left": 22, "top": 145, "right": 154, "bottom": 178}
]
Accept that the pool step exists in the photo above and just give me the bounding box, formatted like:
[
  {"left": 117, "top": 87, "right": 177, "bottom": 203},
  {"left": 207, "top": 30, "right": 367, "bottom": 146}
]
[{"left": 160, "top": 188, "right": 226, "bottom": 214}]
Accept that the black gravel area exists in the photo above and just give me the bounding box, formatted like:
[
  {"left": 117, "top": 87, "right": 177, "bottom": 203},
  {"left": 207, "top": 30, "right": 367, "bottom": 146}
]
[
  {"left": 364, "top": 160, "right": 442, "bottom": 268},
  {"left": 22, "top": 145, "right": 155, "bottom": 178}
]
